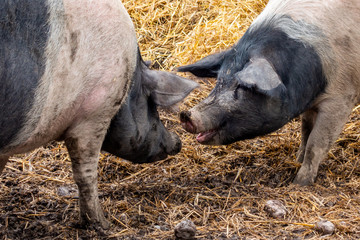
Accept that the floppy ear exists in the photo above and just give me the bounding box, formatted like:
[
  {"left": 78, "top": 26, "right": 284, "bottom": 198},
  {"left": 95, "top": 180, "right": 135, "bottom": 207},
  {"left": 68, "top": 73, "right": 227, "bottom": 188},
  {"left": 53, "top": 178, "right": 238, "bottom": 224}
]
[
  {"left": 235, "top": 58, "right": 287, "bottom": 99},
  {"left": 177, "top": 49, "right": 232, "bottom": 78},
  {"left": 142, "top": 69, "right": 199, "bottom": 107}
]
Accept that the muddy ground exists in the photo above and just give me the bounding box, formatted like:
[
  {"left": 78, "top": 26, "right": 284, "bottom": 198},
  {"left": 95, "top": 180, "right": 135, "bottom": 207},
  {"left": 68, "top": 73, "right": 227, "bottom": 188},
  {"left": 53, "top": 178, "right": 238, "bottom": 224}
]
[
  {"left": 1, "top": 0, "right": 360, "bottom": 239},
  {"left": 1, "top": 81, "right": 359, "bottom": 239}
]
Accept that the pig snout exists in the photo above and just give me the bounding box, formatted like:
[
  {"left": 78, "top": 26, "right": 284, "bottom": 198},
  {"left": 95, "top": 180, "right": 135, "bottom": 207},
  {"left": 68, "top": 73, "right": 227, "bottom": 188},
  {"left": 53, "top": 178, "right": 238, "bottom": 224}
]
[
  {"left": 150, "top": 132, "right": 181, "bottom": 162},
  {"left": 180, "top": 110, "right": 197, "bottom": 133},
  {"left": 180, "top": 109, "right": 222, "bottom": 145}
]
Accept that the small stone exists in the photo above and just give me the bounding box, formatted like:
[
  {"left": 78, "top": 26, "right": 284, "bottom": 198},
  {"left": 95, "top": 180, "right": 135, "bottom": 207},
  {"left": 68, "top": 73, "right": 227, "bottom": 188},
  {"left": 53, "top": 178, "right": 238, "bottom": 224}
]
[
  {"left": 174, "top": 219, "right": 196, "bottom": 239},
  {"left": 57, "top": 186, "right": 77, "bottom": 197},
  {"left": 120, "top": 213, "right": 129, "bottom": 224},
  {"left": 57, "top": 186, "right": 70, "bottom": 196},
  {"left": 315, "top": 220, "right": 335, "bottom": 235},
  {"left": 264, "top": 200, "right": 287, "bottom": 219}
]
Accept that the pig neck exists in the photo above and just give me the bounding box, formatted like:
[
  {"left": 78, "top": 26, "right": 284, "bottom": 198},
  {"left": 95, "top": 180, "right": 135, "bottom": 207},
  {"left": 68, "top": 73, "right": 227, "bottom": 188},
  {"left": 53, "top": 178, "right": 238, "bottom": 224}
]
[
  {"left": 102, "top": 51, "right": 144, "bottom": 157},
  {"left": 274, "top": 35, "right": 327, "bottom": 120}
]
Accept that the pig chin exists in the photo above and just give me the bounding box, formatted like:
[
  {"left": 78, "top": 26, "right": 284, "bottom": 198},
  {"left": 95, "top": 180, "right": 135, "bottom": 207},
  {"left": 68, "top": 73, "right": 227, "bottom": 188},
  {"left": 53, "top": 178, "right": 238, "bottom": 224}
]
[{"left": 142, "top": 131, "right": 181, "bottom": 163}]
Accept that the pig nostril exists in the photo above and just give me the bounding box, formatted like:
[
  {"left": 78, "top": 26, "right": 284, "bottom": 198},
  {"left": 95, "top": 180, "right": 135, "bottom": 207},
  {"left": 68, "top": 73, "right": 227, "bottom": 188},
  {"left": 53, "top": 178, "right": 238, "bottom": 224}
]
[
  {"left": 180, "top": 111, "right": 191, "bottom": 123},
  {"left": 180, "top": 111, "right": 197, "bottom": 133}
]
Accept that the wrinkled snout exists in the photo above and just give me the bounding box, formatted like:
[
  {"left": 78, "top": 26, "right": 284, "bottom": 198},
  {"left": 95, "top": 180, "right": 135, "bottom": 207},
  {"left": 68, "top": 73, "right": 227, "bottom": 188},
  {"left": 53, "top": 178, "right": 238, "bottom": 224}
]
[
  {"left": 180, "top": 109, "right": 208, "bottom": 134},
  {"left": 180, "top": 107, "right": 223, "bottom": 145}
]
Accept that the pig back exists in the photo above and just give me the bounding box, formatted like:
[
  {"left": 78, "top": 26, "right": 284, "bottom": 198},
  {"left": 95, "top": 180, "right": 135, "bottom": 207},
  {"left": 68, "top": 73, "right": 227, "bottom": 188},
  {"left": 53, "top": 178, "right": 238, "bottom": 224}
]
[
  {"left": 253, "top": 0, "right": 360, "bottom": 100},
  {"left": 1, "top": 0, "right": 138, "bottom": 155}
]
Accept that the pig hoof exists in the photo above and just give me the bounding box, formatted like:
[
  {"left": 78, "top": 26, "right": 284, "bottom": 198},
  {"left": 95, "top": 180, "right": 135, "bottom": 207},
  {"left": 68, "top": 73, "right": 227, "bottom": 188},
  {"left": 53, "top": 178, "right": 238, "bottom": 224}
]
[
  {"left": 80, "top": 218, "right": 110, "bottom": 230},
  {"left": 100, "top": 219, "right": 110, "bottom": 230},
  {"left": 293, "top": 174, "right": 314, "bottom": 186}
]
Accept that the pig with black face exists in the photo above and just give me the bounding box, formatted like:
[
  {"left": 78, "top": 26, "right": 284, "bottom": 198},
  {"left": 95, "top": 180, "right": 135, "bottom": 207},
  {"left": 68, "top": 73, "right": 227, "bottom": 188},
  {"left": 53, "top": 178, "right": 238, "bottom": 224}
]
[
  {"left": 0, "top": 0, "right": 197, "bottom": 229},
  {"left": 179, "top": 0, "right": 360, "bottom": 186},
  {"left": 102, "top": 59, "right": 192, "bottom": 163}
]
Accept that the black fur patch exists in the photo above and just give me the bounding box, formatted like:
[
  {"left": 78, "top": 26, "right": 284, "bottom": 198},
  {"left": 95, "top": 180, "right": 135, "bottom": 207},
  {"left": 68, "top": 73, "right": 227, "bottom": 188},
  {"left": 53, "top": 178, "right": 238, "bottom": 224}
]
[
  {"left": 0, "top": 0, "right": 50, "bottom": 148},
  {"left": 177, "top": 50, "right": 230, "bottom": 77},
  {"left": 101, "top": 50, "right": 141, "bottom": 160},
  {"left": 220, "top": 16, "right": 327, "bottom": 118}
]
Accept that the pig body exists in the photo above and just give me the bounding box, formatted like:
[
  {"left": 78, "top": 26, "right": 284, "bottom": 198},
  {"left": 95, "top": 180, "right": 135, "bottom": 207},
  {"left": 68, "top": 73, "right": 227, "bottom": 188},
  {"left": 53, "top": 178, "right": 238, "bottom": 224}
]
[
  {"left": 179, "top": 0, "right": 360, "bottom": 186},
  {"left": 0, "top": 0, "right": 197, "bottom": 228}
]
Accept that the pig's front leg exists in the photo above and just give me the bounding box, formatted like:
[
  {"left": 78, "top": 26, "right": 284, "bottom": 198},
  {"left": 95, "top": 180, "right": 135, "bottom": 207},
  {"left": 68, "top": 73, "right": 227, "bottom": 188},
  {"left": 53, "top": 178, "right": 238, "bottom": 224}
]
[
  {"left": 65, "top": 120, "right": 111, "bottom": 229},
  {"left": 293, "top": 97, "right": 354, "bottom": 186},
  {"left": 297, "top": 109, "right": 318, "bottom": 163}
]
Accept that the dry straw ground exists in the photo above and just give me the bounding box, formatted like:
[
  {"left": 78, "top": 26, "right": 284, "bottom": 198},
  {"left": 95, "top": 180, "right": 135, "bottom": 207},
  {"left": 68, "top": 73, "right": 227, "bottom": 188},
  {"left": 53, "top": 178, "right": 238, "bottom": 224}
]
[{"left": 1, "top": 0, "right": 360, "bottom": 239}]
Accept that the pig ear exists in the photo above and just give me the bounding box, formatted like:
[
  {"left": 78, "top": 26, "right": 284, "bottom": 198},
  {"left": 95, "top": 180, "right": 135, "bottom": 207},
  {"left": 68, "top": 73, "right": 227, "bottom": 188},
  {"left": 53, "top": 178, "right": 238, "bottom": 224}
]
[
  {"left": 177, "top": 49, "right": 231, "bottom": 78},
  {"left": 235, "top": 58, "right": 287, "bottom": 99},
  {"left": 143, "top": 69, "right": 199, "bottom": 107}
]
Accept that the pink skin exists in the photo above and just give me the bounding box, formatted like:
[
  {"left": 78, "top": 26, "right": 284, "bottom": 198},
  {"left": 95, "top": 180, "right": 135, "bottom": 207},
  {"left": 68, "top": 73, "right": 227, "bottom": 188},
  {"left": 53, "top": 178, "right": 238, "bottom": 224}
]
[
  {"left": 196, "top": 130, "right": 217, "bottom": 143},
  {"left": 180, "top": 117, "right": 218, "bottom": 144}
]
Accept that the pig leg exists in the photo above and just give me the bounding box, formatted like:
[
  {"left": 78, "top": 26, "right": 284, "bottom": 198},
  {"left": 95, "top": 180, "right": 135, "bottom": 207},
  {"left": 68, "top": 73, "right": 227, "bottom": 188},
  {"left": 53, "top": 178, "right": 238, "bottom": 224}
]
[
  {"left": 296, "top": 109, "right": 318, "bottom": 163},
  {"left": 293, "top": 97, "right": 354, "bottom": 186},
  {"left": 0, "top": 156, "right": 9, "bottom": 174},
  {"left": 65, "top": 119, "right": 111, "bottom": 229}
]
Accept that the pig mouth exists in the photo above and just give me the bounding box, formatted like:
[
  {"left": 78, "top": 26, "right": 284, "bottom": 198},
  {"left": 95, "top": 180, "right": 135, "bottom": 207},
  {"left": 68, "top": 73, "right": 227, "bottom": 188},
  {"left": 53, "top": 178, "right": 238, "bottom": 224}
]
[
  {"left": 196, "top": 129, "right": 218, "bottom": 144},
  {"left": 180, "top": 117, "right": 220, "bottom": 144}
]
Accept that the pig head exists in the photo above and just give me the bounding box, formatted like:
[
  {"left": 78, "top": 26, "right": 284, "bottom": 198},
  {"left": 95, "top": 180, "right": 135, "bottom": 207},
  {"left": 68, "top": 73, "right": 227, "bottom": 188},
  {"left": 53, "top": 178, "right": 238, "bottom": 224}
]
[
  {"left": 180, "top": 57, "right": 290, "bottom": 145},
  {"left": 102, "top": 56, "right": 198, "bottom": 164},
  {"left": 179, "top": 26, "right": 326, "bottom": 146}
]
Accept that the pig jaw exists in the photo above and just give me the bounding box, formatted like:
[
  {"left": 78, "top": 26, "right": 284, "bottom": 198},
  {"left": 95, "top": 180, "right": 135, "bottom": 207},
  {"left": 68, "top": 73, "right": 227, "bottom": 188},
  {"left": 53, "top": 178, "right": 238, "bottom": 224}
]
[
  {"left": 102, "top": 114, "right": 182, "bottom": 164},
  {"left": 137, "top": 130, "right": 182, "bottom": 163}
]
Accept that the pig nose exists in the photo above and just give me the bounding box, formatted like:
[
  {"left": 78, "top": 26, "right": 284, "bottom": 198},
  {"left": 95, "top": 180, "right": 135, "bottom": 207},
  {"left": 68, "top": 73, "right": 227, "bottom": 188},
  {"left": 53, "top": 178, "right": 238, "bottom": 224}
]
[
  {"left": 180, "top": 111, "right": 197, "bottom": 133},
  {"left": 180, "top": 110, "right": 191, "bottom": 122}
]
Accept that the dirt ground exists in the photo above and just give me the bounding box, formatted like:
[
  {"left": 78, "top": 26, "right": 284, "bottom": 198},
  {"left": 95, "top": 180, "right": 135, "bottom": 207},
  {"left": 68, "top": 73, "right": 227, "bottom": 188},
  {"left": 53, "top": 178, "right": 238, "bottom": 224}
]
[
  {"left": 1, "top": 0, "right": 359, "bottom": 239},
  {"left": 1, "top": 86, "right": 359, "bottom": 239}
]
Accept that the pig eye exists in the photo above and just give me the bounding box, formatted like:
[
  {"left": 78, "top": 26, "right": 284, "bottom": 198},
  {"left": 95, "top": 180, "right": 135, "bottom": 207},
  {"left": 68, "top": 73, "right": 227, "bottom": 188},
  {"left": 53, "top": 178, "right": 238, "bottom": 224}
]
[{"left": 234, "top": 85, "right": 254, "bottom": 99}]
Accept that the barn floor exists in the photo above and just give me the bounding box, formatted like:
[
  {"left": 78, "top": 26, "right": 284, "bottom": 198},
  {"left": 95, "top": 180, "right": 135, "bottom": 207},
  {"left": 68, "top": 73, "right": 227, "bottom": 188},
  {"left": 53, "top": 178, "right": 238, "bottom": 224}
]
[{"left": 1, "top": 0, "right": 359, "bottom": 239}]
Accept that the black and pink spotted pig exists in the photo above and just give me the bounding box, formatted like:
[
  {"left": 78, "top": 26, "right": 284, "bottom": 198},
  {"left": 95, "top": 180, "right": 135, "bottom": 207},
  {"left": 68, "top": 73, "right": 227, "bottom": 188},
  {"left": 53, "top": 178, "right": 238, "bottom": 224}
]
[
  {"left": 179, "top": 0, "right": 360, "bottom": 186},
  {"left": 0, "top": 0, "right": 198, "bottom": 229}
]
